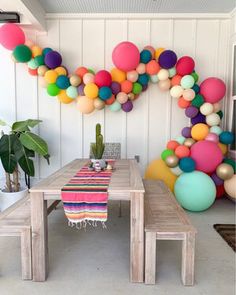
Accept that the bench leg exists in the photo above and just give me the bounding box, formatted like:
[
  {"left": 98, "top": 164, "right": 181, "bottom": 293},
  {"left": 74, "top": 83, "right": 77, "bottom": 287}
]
[
  {"left": 145, "top": 232, "right": 156, "bottom": 284},
  {"left": 21, "top": 228, "right": 32, "bottom": 280},
  {"left": 181, "top": 232, "right": 195, "bottom": 286}
]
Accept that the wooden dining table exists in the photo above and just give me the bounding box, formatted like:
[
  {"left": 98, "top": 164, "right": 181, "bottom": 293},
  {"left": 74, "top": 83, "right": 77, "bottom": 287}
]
[{"left": 29, "top": 159, "right": 145, "bottom": 282}]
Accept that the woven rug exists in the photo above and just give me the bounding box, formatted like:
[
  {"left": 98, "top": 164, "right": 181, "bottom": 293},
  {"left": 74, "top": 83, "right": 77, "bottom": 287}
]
[
  {"left": 214, "top": 224, "right": 236, "bottom": 252},
  {"left": 61, "top": 164, "right": 113, "bottom": 229}
]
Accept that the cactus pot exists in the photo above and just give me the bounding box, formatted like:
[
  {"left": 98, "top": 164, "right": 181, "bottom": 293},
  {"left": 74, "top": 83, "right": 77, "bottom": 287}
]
[{"left": 91, "top": 159, "right": 107, "bottom": 169}]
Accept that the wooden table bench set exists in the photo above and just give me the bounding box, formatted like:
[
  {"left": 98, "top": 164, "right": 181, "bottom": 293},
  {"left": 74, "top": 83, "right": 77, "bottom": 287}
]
[{"left": 0, "top": 159, "right": 197, "bottom": 285}]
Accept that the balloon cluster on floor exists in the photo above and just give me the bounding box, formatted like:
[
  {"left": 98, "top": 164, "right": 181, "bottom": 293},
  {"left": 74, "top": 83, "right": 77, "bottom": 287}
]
[{"left": 1, "top": 24, "right": 235, "bottom": 211}]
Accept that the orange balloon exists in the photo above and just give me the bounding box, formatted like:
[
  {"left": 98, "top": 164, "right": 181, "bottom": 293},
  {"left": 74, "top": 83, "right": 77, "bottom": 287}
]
[
  {"left": 58, "top": 90, "right": 74, "bottom": 104},
  {"left": 146, "top": 60, "right": 160, "bottom": 75},
  {"left": 191, "top": 123, "right": 209, "bottom": 141},
  {"left": 178, "top": 97, "right": 191, "bottom": 109},
  {"left": 75, "top": 67, "right": 88, "bottom": 78},
  {"left": 171, "top": 74, "right": 182, "bottom": 86},
  {"left": 121, "top": 80, "right": 133, "bottom": 94},
  {"left": 218, "top": 142, "right": 228, "bottom": 155},
  {"left": 111, "top": 68, "right": 126, "bottom": 83},
  {"left": 155, "top": 48, "right": 165, "bottom": 60},
  {"left": 167, "top": 140, "right": 180, "bottom": 151},
  {"left": 28, "top": 67, "right": 38, "bottom": 76},
  {"left": 175, "top": 145, "right": 190, "bottom": 158},
  {"left": 105, "top": 95, "right": 115, "bottom": 105}
]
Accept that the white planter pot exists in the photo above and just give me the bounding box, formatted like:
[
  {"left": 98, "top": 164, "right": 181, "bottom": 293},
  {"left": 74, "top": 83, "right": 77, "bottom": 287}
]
[{"left": 0, "top": 187, "right": 28, "bottom": 212}]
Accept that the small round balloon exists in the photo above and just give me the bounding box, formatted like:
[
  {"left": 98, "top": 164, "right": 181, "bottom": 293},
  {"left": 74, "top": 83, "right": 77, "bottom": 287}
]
[
  {"left": 77, "top": 96, "right": 95, "bottom": 114},
  {"left": 0, "top": 23, "right": 25, "bottom": 50},
  {"left": 158, "top": 50, "right": 177, "bottom": 69},
  {"left": 200, "top": 77, "right": 226, "bottom": 103},
  {"left": 13, "top": 45, "right": 32, "bottom": 63},
  {"left": 44, "top": 51, "right": 62, "bottom": 69},
  {"left": 216, "top": 163, "right": 234, "bottom": 180}
]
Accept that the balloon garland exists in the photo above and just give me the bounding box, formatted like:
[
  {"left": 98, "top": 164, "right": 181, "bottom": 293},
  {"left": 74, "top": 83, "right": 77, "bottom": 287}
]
[{"left": 0, "top": 23, "right": 235, "bottom": 210}]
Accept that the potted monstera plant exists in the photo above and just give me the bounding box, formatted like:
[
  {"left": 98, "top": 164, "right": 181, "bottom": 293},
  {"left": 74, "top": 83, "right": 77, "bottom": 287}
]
[{"left": 0, "top": 119, "right": 50, "bottom": 211}]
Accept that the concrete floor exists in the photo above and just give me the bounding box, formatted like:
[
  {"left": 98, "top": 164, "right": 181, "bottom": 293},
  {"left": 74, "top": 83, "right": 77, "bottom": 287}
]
[{"left": 0, "top": 198, "right": 235, "bottom": 295}]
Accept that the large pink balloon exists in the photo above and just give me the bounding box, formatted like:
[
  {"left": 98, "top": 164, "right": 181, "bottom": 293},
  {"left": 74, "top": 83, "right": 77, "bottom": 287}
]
[
  {"left": 191, "top": 140, "right": 223, "bottom": 173},
  {"left": 200, "top": 77, "right": 226, "bottom": 103},
  {"left": 0, "top": 23, "right": 25, "bottom": 50},
  {"left": 112, "top": 41, "right": 140, "bottom": 72}
]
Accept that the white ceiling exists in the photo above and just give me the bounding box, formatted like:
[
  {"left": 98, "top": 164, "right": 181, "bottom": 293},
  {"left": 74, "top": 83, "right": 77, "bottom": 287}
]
[{"left": 38, "top": 0, "right": 236, "bottom": 14}]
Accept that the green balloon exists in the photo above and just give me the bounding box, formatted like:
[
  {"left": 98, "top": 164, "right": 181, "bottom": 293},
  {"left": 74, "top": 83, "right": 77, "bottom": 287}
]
[
  {"left": 223, "top": 158, "right": 236, "bottom": 173},
  {"left": 88, "top": 68, "right": 95, "bottom": 75},
  {"left": 133, "top": 82, "right": 142, "bottom": 94},
  {"left": 168, "top": 67, "right": 176, "bottom": 78},
  {"left": 109, "top": 101, "right": 121, "bottom": 112},
  {"left": 180, "top": 75, "right": 195, "bottom": 89},
  {"left": 66, "top": 86, "right": 78, "bottom": 99},
  {"left": 28, "top": 58, "right": 38, "bottom": 69},
  {"left": 47, "top": 83, "right": 60, "bottom": 96},
  {"left": 174, "top": 171, "right": 216, "bottom": 212},
  {"left": 191, "top": 71, "right": 199, "bottom": 83},
  {"left": 217, "top": 110, "right": 223, "bottom": 119},
  {"left": 191, "top": 94, "right": 204, "bottom": 108},
  {"left": 34, "top": 55, "right": 45, "bottom": 67},
  {"left": 161, "top": 149, "right": 174, "bottom": 161},
  {"left": 13, "top": 45, "right": 32, "bottom": 63}
]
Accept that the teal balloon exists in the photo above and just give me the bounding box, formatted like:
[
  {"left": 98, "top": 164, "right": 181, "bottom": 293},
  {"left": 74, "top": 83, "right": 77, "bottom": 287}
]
[
  {"left": 137, "top": 73, "right": 149, "bottom": 86},
  {"left": 174, "top": 171, "right": 216, "bottom": 212},
  {"left": 99, "top": 86, "right": 112, "bottom": 100},
  {"left": 150, "top": 74, "right": 159, "bottom": 83},
  {"left": 140, "top": 50, "right": 152, "bottom": 64},
  {"left": 34, "top": 55, "right": 45, "bottom": 67},
  {"left": 219, "top": 131, "right": 234, "bottom": 144},
  {"left": 66, "top": 86, "right": 78, "bottom": 99},
  {"left": 179, "top": 157, "right": 196, "bottom": 172},
  {"left": 56, "top": 75, "right": 70, "bottom": 89},
  {"left": 109, "top": 101, "right": 121, "bottom": 112},
  {"left": 192, "top": 84, "right": 200, "bottom": 94},
  {"left": 168, "top": 67, "right": 176, "bottom": 78},
  {"left": 181, "top": 75, "right": 195, "bottom": 89},
  {"left": 42, "top": 47, "right": 52, "bottom": 56}
]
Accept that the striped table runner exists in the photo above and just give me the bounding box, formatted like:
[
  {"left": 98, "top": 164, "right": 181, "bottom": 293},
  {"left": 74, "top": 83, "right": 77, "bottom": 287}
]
[{"left": 61, "top": 164, "right": 113, "bottom": 228}]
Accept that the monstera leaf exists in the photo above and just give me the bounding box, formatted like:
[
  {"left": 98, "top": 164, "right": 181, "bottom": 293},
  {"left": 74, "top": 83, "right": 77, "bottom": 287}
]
[{"left": 0, "top": 134, "right": 17, "bottom": 173}]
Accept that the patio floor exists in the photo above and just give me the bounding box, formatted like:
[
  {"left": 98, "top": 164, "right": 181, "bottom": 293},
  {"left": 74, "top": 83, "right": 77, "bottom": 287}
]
[{"left": 0, "top": 198, "right": 235, "bottom": 295}]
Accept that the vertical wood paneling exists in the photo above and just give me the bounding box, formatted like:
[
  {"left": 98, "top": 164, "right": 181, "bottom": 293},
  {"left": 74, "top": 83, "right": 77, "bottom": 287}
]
[
  {"left": 59, "top": 19, "right": 83, "bottom": 165},
  {"left": 37, "top": 20, "right": 61, "bottom": 178},
  {"left": 82, "top": 19, "right": 105, "bottom": 158},
  {"left": 149, "top": 20, "right": 173, "bottom": 162},
  {"left": 127, "top": 20, "right": 150, "bottom": 174},
  {"left": 104, "top": 19, "right": 128, "bottom": 159}
]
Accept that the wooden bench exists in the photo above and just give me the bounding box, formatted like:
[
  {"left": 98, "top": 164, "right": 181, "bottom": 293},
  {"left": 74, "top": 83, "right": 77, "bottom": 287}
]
[
  {"left": 144, "top": 179, "right": 197, "bottom": 286},
  {"left": 0, "top": 196, "right": 60, "bottom": 280}
]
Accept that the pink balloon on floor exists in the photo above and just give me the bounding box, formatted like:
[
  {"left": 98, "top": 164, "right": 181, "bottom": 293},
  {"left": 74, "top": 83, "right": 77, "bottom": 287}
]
[
  {"left": 112, "top": 41, "right": 140, "bottom": 72},
  {"left": 0, "top": 23, "right": 25, "bottom": 50},
  {"left": 191, "top": 140, "right": 223, "bottom": 173},
  {"left": 200, "top": 77, "right": 226, "bottom": 103}
]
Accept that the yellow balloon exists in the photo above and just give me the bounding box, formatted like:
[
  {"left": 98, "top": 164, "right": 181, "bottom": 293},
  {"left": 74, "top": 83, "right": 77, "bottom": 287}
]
[
  {"left": 77, "top": 96, "right": 95, "bottom": 114},
  {"left": 145, "top": 158, "right": 177, "bottom": 192},
  {"left": 84, "top": 83, "right": 99, "bottom": 99},
  {"left": 58, "top": 90, "right": 74, "bottom": 104},
  {"left": 111, "top": 68, "right": 126, "bottom": 83},
  {"left": 44, "top": 70, "right": 58, "bottom": 84},
  {"left": 31, "top": 45, "right": 42, "bottom": 57},
  {"left": 191, "top": 123, "right": 209, "bottom": 141},
  {"left": 218, "top": 142, "right": 228, "bottom": 155},
  {"left": 55, "top": 66, "right": 67, "bottom": 76},
  {"left": 155, "top": 48, "right": 165, "bottom": 60}
]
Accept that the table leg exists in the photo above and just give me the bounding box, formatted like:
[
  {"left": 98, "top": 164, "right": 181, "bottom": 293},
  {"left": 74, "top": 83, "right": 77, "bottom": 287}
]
[
  {"left": 130, "top": 192, "right": 144, "bottom": 283},
  {"left": 30, "top": 192, "right": 48, "bottom": 281}
]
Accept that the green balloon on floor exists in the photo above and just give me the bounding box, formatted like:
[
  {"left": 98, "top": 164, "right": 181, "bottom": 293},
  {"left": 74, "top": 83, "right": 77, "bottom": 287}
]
[{"left": 174, "top": 171, "right": 216, "bottom": 212}]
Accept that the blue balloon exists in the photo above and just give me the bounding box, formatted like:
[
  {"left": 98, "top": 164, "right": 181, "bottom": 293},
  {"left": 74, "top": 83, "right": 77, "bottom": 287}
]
[
  {"left": 140, "top": 50, "right": 152, "bottom": 64},
  {"left": 138, "top": 74, "right": 149, "bottom": 86},
  {"left": 179, "top": 157, "right": 196, "bottom": 172},
  {"left": 42, "top": 47, "right": 53, "bottom": 56},
  {"left": 56, "top": 75, "right": 70, "bottom": 89},
  {"left": 174, "top": 171, "right": 216, "bottom": 212},
  {"left": 99, "top": 86, "right": 112, "bottom": 100},
  {"left": 219, "top": 131, "right": 235, "bottom": 145}
]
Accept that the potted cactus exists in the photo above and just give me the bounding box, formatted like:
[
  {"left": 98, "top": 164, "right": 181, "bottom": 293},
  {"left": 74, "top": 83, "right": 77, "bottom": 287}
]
[
  {"left": 90, "top": 123, "right": 106, "bottom": 169},
  {"left": 0, "top": 119, "right": 50, "bottom": 211}
]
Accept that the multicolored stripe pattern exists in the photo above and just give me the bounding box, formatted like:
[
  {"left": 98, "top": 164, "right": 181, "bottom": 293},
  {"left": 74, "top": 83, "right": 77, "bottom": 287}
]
[{"left": 61, "top": 165, "right": 113, "bottom": 226}]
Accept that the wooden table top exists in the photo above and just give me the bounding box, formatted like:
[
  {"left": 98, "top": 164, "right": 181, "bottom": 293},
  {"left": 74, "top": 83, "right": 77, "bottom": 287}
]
[{"left": 30, "top": 159, "right": 145, "bottom": 196}]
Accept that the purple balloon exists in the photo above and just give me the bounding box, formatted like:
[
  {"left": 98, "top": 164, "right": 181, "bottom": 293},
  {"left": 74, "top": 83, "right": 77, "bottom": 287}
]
[
  {"left": 110, "top": 82, "right": 121, "bottom": 95},
  {"left": 211, "top": 173, "right": 224, "bottom": 186},
  {"left": 158, "top": 50, "right": 177, "bottom": 69},
  {"left": 181, "top": 127, "right": 192, "bottom": 138},
  {"left": 185, "top": 106, "right": 198, "bottom": 118},
  {"left": 78, "top": 83, "right": 85, "bottom": 96},
  {"left": 44, "top": 51, "right": 62, "bottom": 69},
  {"left": 122, "top": 100, "right": 133, "bottom": 112},
  {"left": 191, "top": 113, "right": 206, "bottom": 125}
]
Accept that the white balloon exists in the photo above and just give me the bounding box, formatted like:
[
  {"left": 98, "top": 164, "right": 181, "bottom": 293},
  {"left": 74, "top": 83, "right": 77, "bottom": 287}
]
[
  {"left": 206, "top": 113, "right": 221, "bottom": 127},
  {"left": 157, "top": 69, "right": 169, "bottom": 81},
  {"left": 170, "top": 85, "right": 184, "bottom": 98},
  {"left": 200, "top": 102, "right": 214, "bottom": 116}
]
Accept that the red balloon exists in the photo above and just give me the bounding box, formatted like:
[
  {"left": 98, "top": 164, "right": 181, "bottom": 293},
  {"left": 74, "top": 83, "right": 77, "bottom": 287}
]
[
  {"left": 28, "top": 68, "right": 38, "bottom": 76},
  {"left": 176, "top": 56, "right": 195, "bottom": 76},
  {"left": 167, "top": 140, "right": 179, "bottom": 151},
  {"left": 94, "top": 70, "right": 112, "bottom": 87},
  {"left": 216, "top": 184, "right": 225, "bottom": 198}
]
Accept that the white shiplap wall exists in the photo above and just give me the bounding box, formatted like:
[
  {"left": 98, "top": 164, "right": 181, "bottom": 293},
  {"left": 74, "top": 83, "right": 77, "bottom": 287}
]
[{"left": 0, "top": 15, "right": 230, "bottom": 180}]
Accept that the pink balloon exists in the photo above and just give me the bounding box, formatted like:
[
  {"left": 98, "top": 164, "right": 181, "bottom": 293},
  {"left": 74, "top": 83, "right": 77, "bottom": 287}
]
[
  {"left": 0, "top": 23, "right": 25, "bottom": 50},
  {"left": 205, "top": 133, "right": 219, "bottom": 143},
  {"left": 191, "top": 140, "right": 223, "bottom": 173},
  {"left": 200, "top": 77, "right": 226, "bottom": 103},
  {"left": 94, "top": 70, "right": 112, "bottom": 87},
  {"left": 112, "top": 41, "right": 140, "bottom": 72}
]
